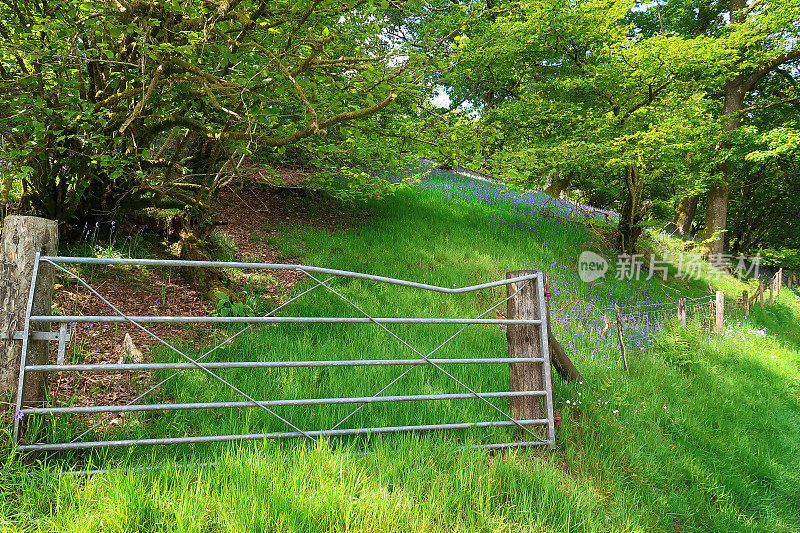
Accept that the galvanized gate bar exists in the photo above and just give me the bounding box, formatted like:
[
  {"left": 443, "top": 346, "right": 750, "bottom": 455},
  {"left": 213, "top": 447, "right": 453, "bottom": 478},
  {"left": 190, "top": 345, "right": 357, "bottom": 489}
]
[
  {"left": 301, "top": 272, "right": 548, "bottom": 444},
  {"left": 536, "top": 273, "right": 557, "bottom": 449},
  {"left": 12, "top": 253, "right": 41, "bottom": 443},
  {"left": 22, "top": 390, "right": 548, "bottom": 415},
  {"left": 41, "top": 256, "right": 540, "bottom": 294},
  {"left": 17, "top": 418, "right": 550, "bottom": 452},
  {"left": 471, "top": 441, "right": 549, "bottom": 450},
  {"left": 14, "top": 257, "right": 556, "bottom": 453},
  {"left": 25, "top": 357, "right": 546, "bottom": 372}
]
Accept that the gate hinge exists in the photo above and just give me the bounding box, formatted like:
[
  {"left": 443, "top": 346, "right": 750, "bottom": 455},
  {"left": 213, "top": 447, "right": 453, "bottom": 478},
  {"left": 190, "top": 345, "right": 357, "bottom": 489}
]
[{"left": 2, "top": 325, "right": 71, "bottom": 364}]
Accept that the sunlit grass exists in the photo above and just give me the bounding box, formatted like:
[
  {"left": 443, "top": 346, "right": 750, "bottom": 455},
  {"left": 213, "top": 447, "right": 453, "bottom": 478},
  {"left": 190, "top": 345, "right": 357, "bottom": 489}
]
[{"left": 3, "top": 175, "right": 800, "bottom": 532}]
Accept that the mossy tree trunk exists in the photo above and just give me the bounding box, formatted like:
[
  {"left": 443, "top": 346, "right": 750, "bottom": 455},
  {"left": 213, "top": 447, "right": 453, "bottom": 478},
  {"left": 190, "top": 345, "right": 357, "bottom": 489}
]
[
  {"left": 618, "top": 162, "right": 649, "bottom": 254},
  {"left": 177, "top": 214, "right": 236, "bottom": 303},
  {"left": 672, "top": 194, "right": 699, "bottom": 236},
  {"left": 544, "top": 173, "right": 572, "bottom": 199}
]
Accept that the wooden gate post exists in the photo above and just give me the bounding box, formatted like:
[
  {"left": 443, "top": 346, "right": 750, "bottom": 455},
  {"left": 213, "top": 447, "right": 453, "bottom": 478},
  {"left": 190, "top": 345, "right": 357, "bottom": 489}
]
[
  {"left": 759, "top": 280, "right": 764, "bottom": 309},
  {"left": 506, "top": 271, "right": 545, "bottom": 423},
  {"left": 677, "top": 298, "right": 686, "bottom": 328},
  {"left": 715, "top": 291, "right": 724, "bottom": 335},
  {"left": 613, "top": 304, "right": 629, "bottom": 372},
  {"left": 742, "top": 290, "right": 749, "bottom": 318},
  {"left": 0, "top": 216, "right": 59, "bottom": 409}
]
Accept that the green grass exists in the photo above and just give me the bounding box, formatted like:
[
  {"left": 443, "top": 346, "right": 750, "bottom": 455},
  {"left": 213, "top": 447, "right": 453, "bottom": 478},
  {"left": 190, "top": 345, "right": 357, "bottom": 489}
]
[{"left": 2, "top": 186, "right": 800, "bottom": 532}]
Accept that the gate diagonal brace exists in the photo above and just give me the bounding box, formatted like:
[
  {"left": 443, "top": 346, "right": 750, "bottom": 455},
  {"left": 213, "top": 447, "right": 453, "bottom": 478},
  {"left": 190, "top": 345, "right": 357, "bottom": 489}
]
[
  {"left": 54, "top": 275, "right": 334, "bottom": 453},
  {"left": 326, "top": 279, "right": 539, "bottom": 436},
  {"left": 300, "top": 270, "right": 548, "bottom": 444},
  {"left": 23, "top": 260, "right": 320, "bottom": 446}
]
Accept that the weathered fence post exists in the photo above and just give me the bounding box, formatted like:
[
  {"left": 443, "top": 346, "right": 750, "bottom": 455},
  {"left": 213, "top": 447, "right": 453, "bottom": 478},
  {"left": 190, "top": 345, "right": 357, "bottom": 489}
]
[
  {"left": 506, "top": 271, "right": 544, "bottom": 423},
  {"left": 715, "top": 291, "right": 724, "bottom": 335},
  {"left": 777, "top": 268, "right": 783, "bottom": 297},
  {"left": 677, "top": 298, "right": 686, "bottom": 328},
  {"left": 0, "top": 216, "right": 59, "bottom": 411},
  {"left": 759, "top": 280, "right": 764, "bottom": 309},
  {"left": 613, "top": 304, "right": 629, "bottom": 372},
  {"left": 742, "top": 290, "right": 749, "bottom": 318},
  {"left": 769, "top": 274, "right": 775, "bottom": 306}
]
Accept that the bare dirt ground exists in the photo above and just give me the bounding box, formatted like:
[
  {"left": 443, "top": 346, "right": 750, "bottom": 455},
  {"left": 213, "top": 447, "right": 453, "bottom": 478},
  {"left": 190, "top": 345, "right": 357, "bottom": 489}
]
[{"left": 44, "top": 163, "right": 365, "bottom": 423}]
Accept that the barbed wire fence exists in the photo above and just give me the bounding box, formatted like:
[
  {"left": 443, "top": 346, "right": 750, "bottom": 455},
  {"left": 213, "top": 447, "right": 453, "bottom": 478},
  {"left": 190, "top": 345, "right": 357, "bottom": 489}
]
[{"left": 549, "top": 294, "right": 741, "bottom": 370}]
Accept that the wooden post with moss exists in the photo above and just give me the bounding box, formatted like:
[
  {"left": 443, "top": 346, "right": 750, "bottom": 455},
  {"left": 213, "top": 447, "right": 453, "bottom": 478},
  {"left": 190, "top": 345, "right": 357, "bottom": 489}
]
[
  {"left": 677, "top": 298, "right": 686, "bottom": 327},
  {"left": 506, "top": 271, "right": 544, "bottom": 423},
  {"left": 0, "top": 216, "right": 59, "bottom": 410},
  {"left": 715, "top": 291, "right": 724, "bottom": 335},
  {"left": 742, "top": 290, "right": 749, "bottom": 318}
]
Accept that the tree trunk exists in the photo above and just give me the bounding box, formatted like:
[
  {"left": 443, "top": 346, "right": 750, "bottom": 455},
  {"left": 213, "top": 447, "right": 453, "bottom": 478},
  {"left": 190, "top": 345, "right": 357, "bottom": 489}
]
[
  {"left": 618, "top": 162, "right": 647, "bottom": 254},
  {"left": 702, "top": 73, "right": 745, "bottom": 256},
  {"left": 672, "top": 195, "right": 699, "bottom": 236},
  {"left": 177, "top": 216, "right": 236, "bottom": 303},
  {"left": 702, "top": 184, "right": 731, "bottom": 256},
  {"left": 544, "top": 173, "right": 572, "bottom": 199},
  {"left": 700, "top": 0, "right": 751, "bottom": 255}
]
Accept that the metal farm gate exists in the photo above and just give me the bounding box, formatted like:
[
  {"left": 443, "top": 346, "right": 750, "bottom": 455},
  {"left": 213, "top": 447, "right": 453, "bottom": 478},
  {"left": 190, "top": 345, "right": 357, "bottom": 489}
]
[{"left": 11, "top": 255, "right": 555, "bottom": 453}]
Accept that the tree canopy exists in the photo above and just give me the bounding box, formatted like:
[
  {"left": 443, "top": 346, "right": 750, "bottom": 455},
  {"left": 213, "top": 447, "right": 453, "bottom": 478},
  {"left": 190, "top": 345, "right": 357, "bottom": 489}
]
[
  {"left": 1, "top": 0, "right": 799, "bottom": 263},
  {"left": 427, "top": 0, "right": 799, "bottom": 255},
  {"left": 0, "top": 0, "right": 462, "bottom": 223}
]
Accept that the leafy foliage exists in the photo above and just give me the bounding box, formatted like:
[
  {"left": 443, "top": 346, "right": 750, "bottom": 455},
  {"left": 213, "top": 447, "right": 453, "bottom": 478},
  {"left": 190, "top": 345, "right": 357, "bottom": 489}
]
[
  {"left": 423, "top": 0, "right": 799, "bottom": 252},
  {"left": 0, "top": 0, "right": 457, "bottom": 224},
  {"left": 214, "top": 291, "right": 254, "bottom": 318}
]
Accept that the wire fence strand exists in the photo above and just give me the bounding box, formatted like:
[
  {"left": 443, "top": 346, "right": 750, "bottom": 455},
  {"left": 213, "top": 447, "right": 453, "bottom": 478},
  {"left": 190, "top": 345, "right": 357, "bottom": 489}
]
[{"left": 550, "top": 295, "right": 727, "bottom": 367}]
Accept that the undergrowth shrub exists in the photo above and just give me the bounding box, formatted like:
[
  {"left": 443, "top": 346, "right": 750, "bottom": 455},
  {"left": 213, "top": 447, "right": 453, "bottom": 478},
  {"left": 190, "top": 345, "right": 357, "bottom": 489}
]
[{"left": 654, "top": 322, "right": 706, "bottom": 370}]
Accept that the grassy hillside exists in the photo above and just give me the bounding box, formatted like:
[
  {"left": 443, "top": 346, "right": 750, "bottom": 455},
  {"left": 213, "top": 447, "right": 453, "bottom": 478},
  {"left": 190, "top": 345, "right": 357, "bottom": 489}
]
[{"left": 2, "top": 173, "right": 800, "bottom": 532}]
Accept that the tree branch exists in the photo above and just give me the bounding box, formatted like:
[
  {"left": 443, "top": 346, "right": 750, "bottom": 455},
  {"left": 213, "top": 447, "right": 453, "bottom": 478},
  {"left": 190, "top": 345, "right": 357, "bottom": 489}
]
[
  {"left": 739, "top": 95, "right": 800, "bottom": 114},
  {"left": 118, "top": 62, "right": 166, "bottom": 133},
  {"left": 215, "top": 91, "right": 398, "bottom": 146},
  {"left": 742, "top": 48, "right": 800, "bottom": 93}
]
